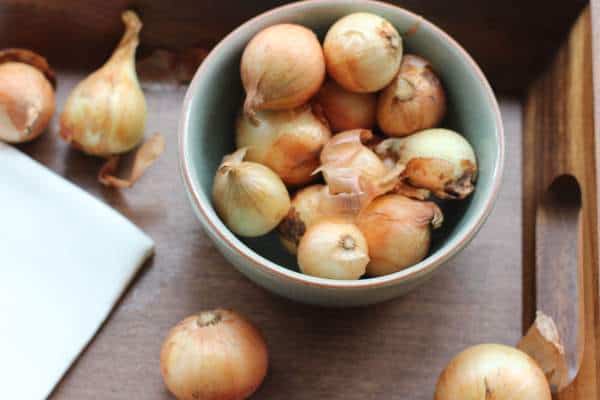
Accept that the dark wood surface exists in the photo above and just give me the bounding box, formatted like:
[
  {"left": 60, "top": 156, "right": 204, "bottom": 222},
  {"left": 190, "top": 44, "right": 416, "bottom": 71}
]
[
  {"left": 0, "top": 0, "right": 587, "bottom": 94},
  {"left": 1, "top": 1, "right": 594, "bottom": 399},
  {"left": 523, "top": 7, "right": 600, "bottom": 399}
]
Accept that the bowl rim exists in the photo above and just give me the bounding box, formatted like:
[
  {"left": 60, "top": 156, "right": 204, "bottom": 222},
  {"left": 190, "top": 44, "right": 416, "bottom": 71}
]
[{"left": 179, "top": 0, "right": 505, "bottom": 290}]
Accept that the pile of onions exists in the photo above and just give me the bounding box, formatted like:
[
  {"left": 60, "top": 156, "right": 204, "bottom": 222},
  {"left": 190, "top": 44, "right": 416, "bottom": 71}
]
[
  {"left": 160, "top": 309, "right": 268, "bottom": 400},
  {"left": 241, "top": 24, "right": 325, "bottom": 119},
  {"left": 236, "top": 104, "right": 331, "bottom": 186},
  {"left": 212, "top": 11, "right": 479, "bottom": 282}
]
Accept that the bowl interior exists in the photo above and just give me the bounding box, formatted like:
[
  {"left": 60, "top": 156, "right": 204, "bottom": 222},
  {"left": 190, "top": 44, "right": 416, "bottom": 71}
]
[{"left": 182, "top": 1, "right": 502, "bottom": 280}]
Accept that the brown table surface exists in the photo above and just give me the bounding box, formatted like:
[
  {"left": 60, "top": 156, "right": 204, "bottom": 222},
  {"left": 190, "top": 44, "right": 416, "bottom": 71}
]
[{"left": 18, "top": 72, "right": 524, "bottom": 399}]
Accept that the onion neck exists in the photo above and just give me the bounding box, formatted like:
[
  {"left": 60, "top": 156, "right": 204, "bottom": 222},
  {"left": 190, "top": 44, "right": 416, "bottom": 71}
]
[
  {"left": 197, "top": 311, "right": 222, "bottom": 327},
  {"left": 107, "top": 11, "right": 141, "bottom": 66}
]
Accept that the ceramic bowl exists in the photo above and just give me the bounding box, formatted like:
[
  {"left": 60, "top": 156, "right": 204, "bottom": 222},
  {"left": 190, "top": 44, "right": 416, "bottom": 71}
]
[{"left": 179, "top": 0, "right": 504, "bottom": 306}]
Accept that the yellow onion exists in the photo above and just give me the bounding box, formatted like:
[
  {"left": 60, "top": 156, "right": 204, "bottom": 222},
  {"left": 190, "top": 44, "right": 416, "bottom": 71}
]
[
  {"left": 314, "top": 80, "right": 377, "bottom": 132},
  {"left": 278, "top": 184, "right": 327, "bottom": 254},
  {"left": 60, "top": 11, "right": 147, "bottom": 156},
  {"left": 0, "top": 49, "right": 55, "bottom": 143},
  {"left": 435, "top": 344, "right": 551, "bottom": 400},
  {"left": 212, "top": 148, "right": 291, "bottom": 237},
  {"left": 297, "top": 219, "right": 369, "bottom": 280},
  {"left": 319, "top": 129, "right": 388, "bottom": 192},
  {"left": 356, "top": 194, "right": 442, "bottom": 276},
  {"left": 236, "top": 104, "right": 331, "bottom": 186},
  {"left": 241, "top": 24, "right": 325, "bottom": 118},
  {"left": 377, "top": 54, "right": 446, "bottom": 136},
  {"left": 375, "top": 128, "right": 477, "bottom": 199},
  {"left": 160, "top": 309, "right": 268, "bottom": 400},
  {"left": 323, "top": 13, "right": 402, "bottom": 93},
  {"left": 277, "top": 184, "right": 354, "bottom": 254}
]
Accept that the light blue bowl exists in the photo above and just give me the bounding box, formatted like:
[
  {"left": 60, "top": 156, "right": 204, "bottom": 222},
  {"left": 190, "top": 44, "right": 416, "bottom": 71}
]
[{"left": 179, "top": 0, "right": 504, "bottom": 307}]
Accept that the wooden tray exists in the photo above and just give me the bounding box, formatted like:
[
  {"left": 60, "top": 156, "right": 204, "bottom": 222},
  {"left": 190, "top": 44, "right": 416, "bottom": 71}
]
[{"left": 2, "top": 1, "right": 598, "bottom": 399}]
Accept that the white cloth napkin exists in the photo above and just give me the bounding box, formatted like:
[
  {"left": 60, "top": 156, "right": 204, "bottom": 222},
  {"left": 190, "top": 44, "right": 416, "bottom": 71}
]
[{"left": 0, "top": 143, "right": 154, "bottom": 400}]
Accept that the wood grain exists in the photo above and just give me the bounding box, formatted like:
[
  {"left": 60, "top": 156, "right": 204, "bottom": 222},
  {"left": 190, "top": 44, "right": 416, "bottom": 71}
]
[
  {"left": 22, "top": 61, "right": 524, "bottom": 400},
  {"left": 0, "top": 0, "right": 588, "bottom": 94},
  {"left": 523, "top": 5, "right": 600, "bottom": 399}
]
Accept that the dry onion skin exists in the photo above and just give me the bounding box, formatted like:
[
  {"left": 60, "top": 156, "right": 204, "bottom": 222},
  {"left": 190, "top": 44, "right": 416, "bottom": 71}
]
[
  {"left": 241, "top": 24, "right": 325, "bottom": 119},
  {"left": 319, "top": 129, "right": 388, "bottom": 192},
  {"left": 60, "top": 11, "right": 147, "bottom": 157},
  {"left": 0, "top": 49, "right": 55, "bottom": 143},
  {"left": 323, "top": 13, "right": 402, "bottom": 93},
  {"left": 356, "top": 194, "right": 443, "bottom": 276},
  {"left": 435, "top": 344, "right": 551, "bottom": 400},
  {"left": 297, "top": 219, "right": 369, "bottom": 280},
  {"left": 375, "top": 128, "right": 477, "bottom": 199},
  {"left": 517, "top": 311, "right": 568, "bottom": 391},
  {"left": 236, "top": 104, "right": 331, "bottom": 186},
  {"left": 317, "top": 129, "right": 404, "bottom": 215},
  {"left": 377, "top": 54, "right": 446, "bottom": 137},
  {"left": 315, "top": 80, "right": 377, "bottom": 132},
  {"left": 160, "top": 309, "right": 268, "bottom": 400},
  {"left": 212, "top": 148, "right": 291, "bottom": 237}
]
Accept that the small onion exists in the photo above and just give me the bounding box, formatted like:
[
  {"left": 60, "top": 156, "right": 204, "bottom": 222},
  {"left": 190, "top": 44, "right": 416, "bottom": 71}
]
[
  {"left": 375, "top": 128, "right": 477, "bottom": 199},
  {"left": 212, "top": 148, "right": 291, "bottom": 237},
  {"left": 60, "top": 11, "right": 147, "bottom": 156},
  {"left": 323, "top": 13, "right": 402, "bottom": 93},
  {"left": 278, "top": 184, "right": 327, "bottom": 254},
  {"left": 319, "top": 129, "right": 388, "bottom": 191},
  {"left": 160, "top": 309, "right": 268, "bottom": 400},
  {"left": 356, "top": 194, "right": 442, "bottom": 276},
  {"left": 0, "top": 49, "right": 55, "bottom": 143},
  {"left": 377, "top": 54, "right": 446, "bottom": 136},
  {"left": 297, "top": 219, "right": 369, "bottom": 280},
  {"left": 236, "top": 104, "right": 331, "bottom": 186},
  {"left": 315, "top": 80, "right": 377, "bottom": 132},
  {"left": 241, "top": 24, "right": 325, "bottom": 118},
  {"left": 435, "top": 344, "right": 551, "bottom": 400}
]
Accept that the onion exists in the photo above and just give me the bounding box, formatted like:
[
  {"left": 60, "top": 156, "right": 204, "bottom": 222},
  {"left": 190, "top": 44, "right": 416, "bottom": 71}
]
[
  {"left": 236, "top": 104, "right": 331, "bottom": 186},
  {"left": 160, "top": 309, "right": 268, "bottom": 400},
  {"left": 212, "top": 148, "right": 291, "bottom": 237},
  {"left": 377, "top": 54, "right": 446, "bottom": 136},
  {"left": 0, "top": 49, "right": 55, "bottom": 143},
  {"left": 435, "top": 344, "right": 551, "bottom": 400},
  {"left": 278, "top": 184, "right": 326, "bottom": 254},
  {"left": 356, "top": 194, "right": 442, "bottom": 276},
  {"left": 317, "top": 129, "right": 403, "bottom": 215},
  {"left": 319, "top": 129, "right": 388, "bottom": 192},
  {"left": 60, "top": 11, "right": 147, "bottom": 157},
  {"left": 241, "top": 24, "right": 325, "bottom": 119},
  {"left": 375, "top": 128, "right": 477, "bottom": 199},
  {"left": 323, "top": 13, "right": 402, "bottom": 93},
  {"left": 297, "top": 219, "right": 369, "bottom": 280},
  {"left": 314, "top": 80, "right": 377, "bottom": 132}
]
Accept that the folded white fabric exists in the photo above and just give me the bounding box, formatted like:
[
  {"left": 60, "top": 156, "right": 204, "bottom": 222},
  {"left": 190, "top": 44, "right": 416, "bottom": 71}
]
[{"left": 0, "top": 143, "right": 154, "bottom": 399}]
